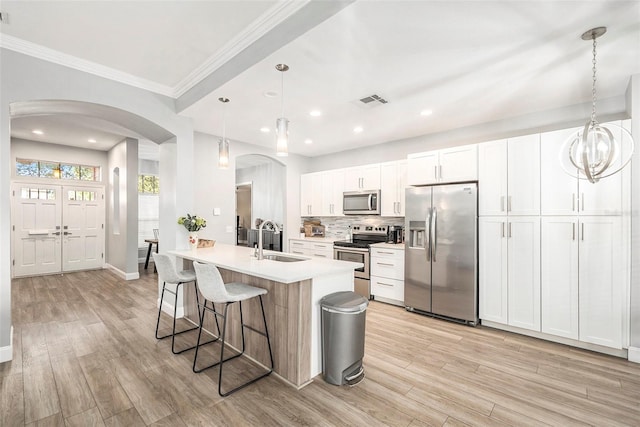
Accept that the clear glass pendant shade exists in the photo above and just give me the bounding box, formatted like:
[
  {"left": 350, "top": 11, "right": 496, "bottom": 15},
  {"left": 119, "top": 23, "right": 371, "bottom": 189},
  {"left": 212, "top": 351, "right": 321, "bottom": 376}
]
[
  {"left": 276, "top": 117, "right": 289, "bottom": 157},
  {"left": 218, "top": 138, "right": 229, "bottom": 169}
]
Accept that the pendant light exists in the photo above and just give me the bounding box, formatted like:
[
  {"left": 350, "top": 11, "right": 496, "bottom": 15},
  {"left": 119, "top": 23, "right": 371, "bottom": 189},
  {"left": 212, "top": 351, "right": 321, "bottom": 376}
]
[
  {"left": 561, "top": 27, "right": 634, "bottom": 183},
  {"left": 218, "top": 97, "right": 230, "bottom": 169},
  {"left": 275, "top": 64, "right": 289, "bottom": 157}
]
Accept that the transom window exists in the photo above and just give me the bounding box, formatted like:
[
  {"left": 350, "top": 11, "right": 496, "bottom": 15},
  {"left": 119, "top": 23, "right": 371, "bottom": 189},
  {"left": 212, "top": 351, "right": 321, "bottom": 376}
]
[{"left": 16, "top": 158, "right": 101, "bottom": 181}]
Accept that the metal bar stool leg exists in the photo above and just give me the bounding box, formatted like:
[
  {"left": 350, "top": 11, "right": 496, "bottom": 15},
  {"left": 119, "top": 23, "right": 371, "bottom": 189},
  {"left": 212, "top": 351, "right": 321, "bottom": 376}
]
[
  {"left": 193, "top": 302, "right": 240, "bottom": 373},
  {"left": 218, "top": 296, "right": 274, "bottom": 397}
]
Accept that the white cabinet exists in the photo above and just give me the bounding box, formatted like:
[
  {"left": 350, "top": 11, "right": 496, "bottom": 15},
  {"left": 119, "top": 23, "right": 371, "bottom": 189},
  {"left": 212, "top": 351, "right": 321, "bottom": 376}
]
[
  {"left": 380, "top": 160, "right": 407, "bottom": 217},
  {"left": 540, "top": 216, "right": 623, "bottom": 348},
  {"left": 370, "top": 246, "right": 404, "bottom": 304},
  {"left": 540, "top": 122, "right": 625, "bottom": 216},
  {"left": 344, "top": 164, "right": 380, "bottom": 191},
  {"left": 478, "top": 135, "right": 540, "bottom": 216},
  {"left": 321, "top": 169, "right": 344, "bottom": 216},
  {"left": 578, "top": 216, "right": 622, "bottom": 349},
  {"left": 479, "top": 216, "right": 540, "bottom": 331},
  {"left": 300, "top": 173, "right": 323, "bottom": 216},
  {"left": 541, "top": 217, "right": 579, "bottom": 340},
  {"left": 288, "top": 239, "right": 334, "bottom": 259},
  {"left": 408, "top": 144, "right": 477, "bottom": 186}
]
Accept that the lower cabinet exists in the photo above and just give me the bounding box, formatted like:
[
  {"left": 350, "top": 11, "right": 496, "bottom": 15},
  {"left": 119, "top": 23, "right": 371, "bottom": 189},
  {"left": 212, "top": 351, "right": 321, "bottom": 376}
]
[
  {"left": 541, "top": 216, "right": 623, "bottom": 348},
  {"left": 479, "top": 216, "right": 540, "bottom": 332},
  {"left": 288, "top": 239, "right": 334, "bottom": 259},
  {"left": 370, "top": 246, "right": 404, "bottom": 304}
]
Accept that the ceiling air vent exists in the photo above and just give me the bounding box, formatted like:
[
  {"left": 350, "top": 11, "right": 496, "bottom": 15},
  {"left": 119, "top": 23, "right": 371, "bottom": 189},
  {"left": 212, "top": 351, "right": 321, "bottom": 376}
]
[{"left": 359, "top": 94, "right": 388, "bottom": 105}]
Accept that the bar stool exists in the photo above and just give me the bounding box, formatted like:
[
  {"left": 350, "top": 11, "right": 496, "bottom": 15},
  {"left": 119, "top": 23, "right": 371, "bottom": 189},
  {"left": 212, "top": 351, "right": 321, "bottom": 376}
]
[
  {"left": 191, "top": 261, "right": 274, "bottom": 396},
  {"left": 153, "top": 253, "right": 202, "bottom": 354}
]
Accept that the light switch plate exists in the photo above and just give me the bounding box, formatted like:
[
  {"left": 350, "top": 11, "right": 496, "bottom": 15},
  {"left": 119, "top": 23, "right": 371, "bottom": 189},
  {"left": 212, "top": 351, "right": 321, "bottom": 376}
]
[
  {"left": 225, "top": 225, "right": 233, "bottom": 233},
  {"left": 213, "top": 208, "right": 221, "bottom": 216}
]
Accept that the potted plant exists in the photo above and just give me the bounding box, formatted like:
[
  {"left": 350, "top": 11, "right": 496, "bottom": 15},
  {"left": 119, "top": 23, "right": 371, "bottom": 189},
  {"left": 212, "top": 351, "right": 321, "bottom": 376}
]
[{"left": 178, "top": 214, "right": 207, "bottom": 249}]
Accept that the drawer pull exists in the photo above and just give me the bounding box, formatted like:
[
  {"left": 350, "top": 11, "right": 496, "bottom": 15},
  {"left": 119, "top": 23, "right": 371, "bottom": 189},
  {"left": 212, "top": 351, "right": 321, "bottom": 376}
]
[
  {"left": 376, "top": 262, "right": 394, "bottom": 267},
  {"left": 292, "top": 251, "right": 304, "bottom": 254},
  {"left": 314, "top": 254, "right": 327, "bottom": 258},
  {"left": 377, "top": 282, "right": 394, "bottom": 287},
  {"left": 377, "top": 251, "right": 394, "bottom": 255}
]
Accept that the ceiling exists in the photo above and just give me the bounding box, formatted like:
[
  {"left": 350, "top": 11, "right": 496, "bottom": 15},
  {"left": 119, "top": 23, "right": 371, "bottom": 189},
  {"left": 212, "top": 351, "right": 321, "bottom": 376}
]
[{"left": 2, "top": 1, "right": 639, "bottom": 158}]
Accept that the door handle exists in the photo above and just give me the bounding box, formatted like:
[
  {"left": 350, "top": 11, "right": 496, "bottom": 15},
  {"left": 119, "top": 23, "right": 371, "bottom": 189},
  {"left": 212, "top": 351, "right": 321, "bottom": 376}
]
[
  {"left": 507, "top": 196, "right": 512, "bottom": 212},
  {"left": 581, "top": 223, "right": 584, "bottom": 241},
  {"left": 508, "top": 222, "right": 512, "bottom": 238},
  {"left": 425, "top": 211, "right": 432, "bottom": 262},
  {"left": 368, "top": 194, "right": 373, "bottom": 211},
  {"left": 431, "top": 207, "right": 437, "bottom": 262},
  {"left": 439, "top": 165, "right": 442, "bottom": 180},
  {"left": 53, "top": 231, "right": 61, "bottom": 236},
  {"left": 572, "top": 223, "right": 575, "bottom": 241},
  {"left": 501, "top": 196, "right": 505, "bottom": 212},
  {"left": 581, "top": 193, "right": 584, "bottom": 211},
  {"left": 434, "top": 166, "right": 438, "bottom": 180},
  {"left": 502, "top": 222, "right": 505, "bottom": 238},
  {"left": 64, "top": 231, "right": 72, "bottom": 236},
  {"left": 572, "top": 193, "right": 576, "bottom": 212}
]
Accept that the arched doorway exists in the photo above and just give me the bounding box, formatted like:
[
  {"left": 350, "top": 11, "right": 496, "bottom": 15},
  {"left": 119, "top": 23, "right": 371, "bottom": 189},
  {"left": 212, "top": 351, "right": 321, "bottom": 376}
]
[{"left": 9, "top": 100, "right": 175, "bottom": 279}]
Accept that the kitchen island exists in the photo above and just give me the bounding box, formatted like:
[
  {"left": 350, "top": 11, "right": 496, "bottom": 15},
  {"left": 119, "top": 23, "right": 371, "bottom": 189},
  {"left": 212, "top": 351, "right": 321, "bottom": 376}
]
[{"left": 167, "top": 244, "right": 362, "bottom": 388}]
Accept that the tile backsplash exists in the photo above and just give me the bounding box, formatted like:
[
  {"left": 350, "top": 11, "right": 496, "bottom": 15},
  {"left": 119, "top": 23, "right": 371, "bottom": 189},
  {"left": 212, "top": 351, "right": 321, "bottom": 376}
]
[{"left": 301, "top": 216, "right": 404, "bottom": 239}]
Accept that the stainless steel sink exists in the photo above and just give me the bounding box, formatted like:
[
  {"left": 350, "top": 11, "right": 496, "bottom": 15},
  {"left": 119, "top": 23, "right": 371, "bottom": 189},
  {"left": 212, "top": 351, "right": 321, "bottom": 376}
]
[{"left": 263, "top": 254, "right": 307, "bottom": 262}]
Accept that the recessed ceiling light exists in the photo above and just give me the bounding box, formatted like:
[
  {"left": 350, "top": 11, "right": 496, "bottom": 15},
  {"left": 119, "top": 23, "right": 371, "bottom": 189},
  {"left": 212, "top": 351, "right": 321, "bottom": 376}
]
[
  {"left": 304, "top": 138, "right": 313, "bottom": 145},
  {"left": 88, "top": 138, "right": 97, "bottom": 143},
  {"left": 32, "top": 129, "right": 43, "bottom": 135},
  {"left": 309, "top": 110, "right": 322, "bottom": 117},
  {"left": 353, "top": 126, "right": 363, "bottom": 133},
  {"left": 264, "top": 90, "right": 278, "bottom": 98},
  {"left": 260, "top": 127, "right": 270, "bottom": 133},
  {"left": 420, "top": 109, "right": 433, "bottom": 116}
]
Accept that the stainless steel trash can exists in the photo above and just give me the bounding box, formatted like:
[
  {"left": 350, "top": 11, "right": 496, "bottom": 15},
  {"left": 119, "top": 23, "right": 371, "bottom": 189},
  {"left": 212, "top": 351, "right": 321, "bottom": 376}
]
[{"left": 320, "top": 291, "right": 368, "bottom": 385}]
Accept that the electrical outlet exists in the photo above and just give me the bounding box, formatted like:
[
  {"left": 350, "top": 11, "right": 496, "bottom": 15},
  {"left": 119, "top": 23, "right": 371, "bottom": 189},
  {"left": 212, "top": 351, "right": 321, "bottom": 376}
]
[{"left": 213, "top": 208, "right": 221, "bottom": 216}]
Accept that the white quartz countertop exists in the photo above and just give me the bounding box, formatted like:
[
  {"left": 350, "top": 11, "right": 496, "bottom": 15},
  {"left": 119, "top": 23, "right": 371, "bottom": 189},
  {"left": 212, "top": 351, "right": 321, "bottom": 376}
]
[
  {"left": 169, "top": 243, "right": 362, "bottom": 284},
  {"left": 370, "top": 242, "right": 405, "bottom": 250}
]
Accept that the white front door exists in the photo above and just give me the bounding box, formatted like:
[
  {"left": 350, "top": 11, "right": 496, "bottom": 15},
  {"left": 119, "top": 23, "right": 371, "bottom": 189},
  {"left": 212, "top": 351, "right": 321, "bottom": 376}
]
[
  {"left": 62, "top": 186, "right": 105, "bottom": 272},
  {"left": 12, "top": 183, "right": 105, "bottom": 277},
  {"left": 12, "top": 184, "right": 62, "bottom": 277}
]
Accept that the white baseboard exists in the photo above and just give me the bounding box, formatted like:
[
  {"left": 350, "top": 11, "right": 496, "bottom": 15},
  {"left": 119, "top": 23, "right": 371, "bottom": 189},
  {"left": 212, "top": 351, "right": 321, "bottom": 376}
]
[
  {"left": 0, "top": 326, "right": 14, "bottom": 363},
  {"left": 105, "top": 263, "right": 140, "bottom": 281},
  {"left": 157, "top": 298, "right": 184, "bottom": 318},
  {"left": 628, "top": 346, "right": 640, "bottom": 363}
]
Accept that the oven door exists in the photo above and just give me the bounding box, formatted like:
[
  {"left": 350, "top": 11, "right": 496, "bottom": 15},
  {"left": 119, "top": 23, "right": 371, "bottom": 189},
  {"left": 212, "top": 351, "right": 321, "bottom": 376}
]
[{"left": 333, "top": 246, "right": 370, "bottom": 279}]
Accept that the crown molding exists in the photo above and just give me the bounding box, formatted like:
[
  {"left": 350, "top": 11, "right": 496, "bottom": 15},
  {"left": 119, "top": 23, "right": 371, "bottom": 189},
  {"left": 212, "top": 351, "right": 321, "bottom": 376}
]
[
  {"left": 172, "top": 0, "right": 310, "bottom": 98},
  {"left": 0, "top": 33, "right": 175, "bottom": 97}
]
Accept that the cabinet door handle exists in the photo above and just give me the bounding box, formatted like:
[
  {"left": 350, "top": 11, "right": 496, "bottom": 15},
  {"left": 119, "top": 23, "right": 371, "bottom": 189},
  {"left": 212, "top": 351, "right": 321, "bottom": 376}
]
[
  {"left": 502, "top": 222, "right": 505, "bottom": 238},
  {"left": 572, "top": 193, "right": 576, "bottom": 212},
  {"left": 397, "top": 201, "right": 401, "bottom": 213},
  {"left": 581, "top": 223, "right": 584, "bottom": 241},
  {"left": 508, "top": 222, "right": 512, "bottom": 238},
  {"left": 507, "top": 196, "right": 512, "bottom": 212},
  {"left": 439, "top": 165, "right": 442, "bottom": 180},
  {"left": 572, "top": 223, "right": 576, "bottom": 241},
  {"left": 434, "top": 166, "right": 438, "bottom": 180},
  {"left": 501, "top": 196, "right": 505, "bottom": 212},
  {"left": 581, "top": 193, "right": 584, "bottom": 211}
]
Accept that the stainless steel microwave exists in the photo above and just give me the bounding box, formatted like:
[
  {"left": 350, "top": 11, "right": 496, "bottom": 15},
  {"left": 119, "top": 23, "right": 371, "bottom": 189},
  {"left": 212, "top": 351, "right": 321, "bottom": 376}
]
[{"left": 343, "top": 190, "right": 381, "bottom": 215}]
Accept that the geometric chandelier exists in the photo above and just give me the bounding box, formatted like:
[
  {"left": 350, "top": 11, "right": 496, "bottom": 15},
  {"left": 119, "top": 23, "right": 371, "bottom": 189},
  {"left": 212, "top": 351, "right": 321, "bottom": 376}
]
[{"left": 562, "top": 27, "right": 634, "bottom": 183}]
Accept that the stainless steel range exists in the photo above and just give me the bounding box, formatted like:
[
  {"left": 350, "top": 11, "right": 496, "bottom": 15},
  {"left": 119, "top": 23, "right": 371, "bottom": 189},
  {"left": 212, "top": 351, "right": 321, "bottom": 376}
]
[{"left": 333, "top": 225, "right": 390, "bottom": 299}]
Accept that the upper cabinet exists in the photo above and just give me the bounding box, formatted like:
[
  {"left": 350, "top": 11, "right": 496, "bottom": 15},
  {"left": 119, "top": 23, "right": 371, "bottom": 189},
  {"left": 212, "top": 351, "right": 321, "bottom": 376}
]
[
  {"left": 344, "top": 164, "right": 381, "bottom": 191},
  {"left": 407, "top": 144, "right": 477, "bottom": 186},
  {"left": 380, "top": 160, "right": 407, "bottom": 217},
  {"left": 321, "top": 169, "right": 344, "bottom": 216},
  {"left": 300, "top": 173, "right": 323, "bottom": 217},
  {"left": 540, "top": 121, "right": 626, "bottom": 216},
  {"left": 478, "top": 135, "right": 540, "bottom": 216}
]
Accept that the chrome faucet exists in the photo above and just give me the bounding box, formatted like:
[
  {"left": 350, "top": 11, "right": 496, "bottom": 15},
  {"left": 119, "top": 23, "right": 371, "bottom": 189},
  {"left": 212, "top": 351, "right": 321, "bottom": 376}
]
[{"left": 257, "top": 220, "right": 281, "bottom": 260}]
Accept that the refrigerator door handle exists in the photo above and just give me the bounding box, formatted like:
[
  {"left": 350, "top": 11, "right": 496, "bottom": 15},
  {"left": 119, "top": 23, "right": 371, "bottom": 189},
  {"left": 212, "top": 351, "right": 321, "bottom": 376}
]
[
  {"left": 425, "top": 209, "right": 432, "bottom": 261},
  {"left": 431, "top": 207, "right": 437, "bottom": 262}
]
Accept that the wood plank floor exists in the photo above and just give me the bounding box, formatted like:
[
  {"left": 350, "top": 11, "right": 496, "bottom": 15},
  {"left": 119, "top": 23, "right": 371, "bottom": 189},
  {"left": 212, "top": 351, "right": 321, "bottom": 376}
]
[{"left": 2, "top": 267, "right": 640, "bottom": 426}]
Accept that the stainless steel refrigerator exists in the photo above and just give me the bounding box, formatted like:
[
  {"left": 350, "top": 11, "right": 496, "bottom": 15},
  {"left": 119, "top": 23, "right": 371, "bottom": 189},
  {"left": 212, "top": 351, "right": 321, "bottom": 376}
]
[{"left": 404, "top": 183, "right": 478, "bottom": 325}]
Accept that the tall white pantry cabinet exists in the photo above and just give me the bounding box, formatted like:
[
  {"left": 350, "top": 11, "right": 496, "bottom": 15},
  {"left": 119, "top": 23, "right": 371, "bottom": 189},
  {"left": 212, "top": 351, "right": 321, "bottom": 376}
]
[{"left": 478, "top": 121, "right": 630, "bottom": 351}]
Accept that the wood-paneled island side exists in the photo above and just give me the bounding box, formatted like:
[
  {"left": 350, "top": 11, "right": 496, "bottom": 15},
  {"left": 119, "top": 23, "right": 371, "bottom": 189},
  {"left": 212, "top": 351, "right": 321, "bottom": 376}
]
[{"left": 168, "top": 244, "right": 362, "bottom": 388}]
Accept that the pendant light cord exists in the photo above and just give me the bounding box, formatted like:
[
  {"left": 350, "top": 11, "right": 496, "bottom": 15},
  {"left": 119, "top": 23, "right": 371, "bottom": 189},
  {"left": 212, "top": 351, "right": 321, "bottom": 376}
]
[
  {"left": 280, "top": 70, "right": 285, "bottom": 117},
  {"left": 591, "top": 34, "right": 598, "bottom": 126}
]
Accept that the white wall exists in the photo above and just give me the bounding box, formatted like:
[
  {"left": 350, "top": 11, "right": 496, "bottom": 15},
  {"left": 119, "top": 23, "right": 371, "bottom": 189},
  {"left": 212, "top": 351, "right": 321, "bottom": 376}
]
[
  {"left": 236, "top": 161, "right": 285, "bottom": 228},
  {"left": 106, "top": 138, "right": 139, "bottom": 277},
  {"left": 629, "top": 74, "right": 640, "bottom": 355},
  {"left": 192, "top": 131, "right": 310, "bottom": 246}
]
